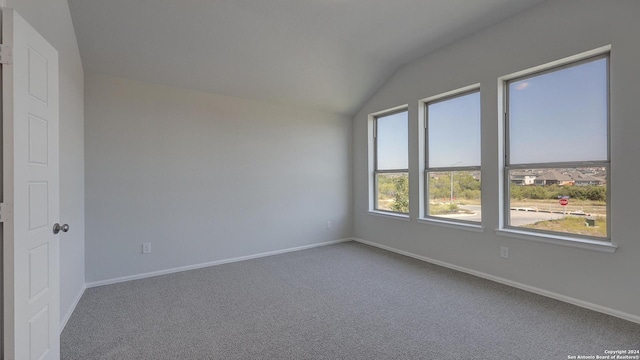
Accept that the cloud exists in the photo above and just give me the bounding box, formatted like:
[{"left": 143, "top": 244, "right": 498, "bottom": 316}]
[{"left": 515, "top": 82, "right": 529, "bottom": 90}]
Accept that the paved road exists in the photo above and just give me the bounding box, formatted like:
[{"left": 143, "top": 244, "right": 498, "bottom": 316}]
[
  {"left": 435, "top": 204, "right": 565, "bottom": 225},
  {"left": 508, "top": 209, "right": 564, "bottom": 226},
  {"left": 434, "top": 204, "right": 481, "bottom": 222}
]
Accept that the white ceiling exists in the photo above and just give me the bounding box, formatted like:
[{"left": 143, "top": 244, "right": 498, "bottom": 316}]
[{"left": 68, "top": 0, "right": 546, "bottom": 116}]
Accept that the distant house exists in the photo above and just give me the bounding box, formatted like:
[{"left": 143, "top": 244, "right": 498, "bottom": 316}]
[
  {"left": 534, "top": 171, "right": 574, "bottom": 186},
  {"left": 510, "top": 172, "right": 536, "bottom": 185},
  {"left": 568, "top": 171, "right": 605, "bottom": 186}
]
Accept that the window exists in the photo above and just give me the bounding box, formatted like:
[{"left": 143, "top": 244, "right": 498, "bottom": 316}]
[
  {"left": 373, "top": 109, "right": 409, "bottom": 214},
  {"left": 505, "top": 55, "right": 609, "bottom": 240},
  {"left": 424, "top": 90, "right": 481, "bottom": 224}
]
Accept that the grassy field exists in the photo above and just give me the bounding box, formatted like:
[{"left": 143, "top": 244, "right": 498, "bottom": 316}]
[
  {"left": 383, "top": 197, "right": 605, "bottom": 215},
  {"left": 523, "top": 216, "right": 607, "bottom": 237},
  {"left": 377, "top": 197, "right": 394, "bottom": 211},
  {"left": 428, "top": 203, "right": 474, "bottom": 215}
]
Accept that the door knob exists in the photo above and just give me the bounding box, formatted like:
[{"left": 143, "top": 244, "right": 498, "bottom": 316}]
[{"left": 53, "top": 223, "right": 70, "bottom": 234}]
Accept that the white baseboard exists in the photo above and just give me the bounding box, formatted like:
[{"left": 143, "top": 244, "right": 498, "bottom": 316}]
[
  {"left": 352, "top": 237, "right": 640, "bottom": 325},
  {"left": 60, "top": 283, "right": 86, "bottom": 333},
  {"left": 86, "top": 238, "right": 351, "bottom": 288}
]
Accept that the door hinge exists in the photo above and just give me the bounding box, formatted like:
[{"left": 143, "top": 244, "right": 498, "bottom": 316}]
[
  {"left": 0, "top": 203, "right": 13, "bottom": 222},
  {"left": 0, "top": 44, "right": 13, "bottom": 65}
]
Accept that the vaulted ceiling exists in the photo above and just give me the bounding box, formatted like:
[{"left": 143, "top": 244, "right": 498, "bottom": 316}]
[{"left": 68, "top": 0, "right": 546, "bottom": 116}]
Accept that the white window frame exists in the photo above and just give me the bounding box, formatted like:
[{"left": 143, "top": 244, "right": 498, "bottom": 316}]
[
  {"left": 418, "top": 85, "right": 483, "bottom": 230},
  {"left": 368, "top": 105, "right": 410, "bottom": 218},
  {"left": 497, "top": 46, "right": 615, "bottom": 251}
]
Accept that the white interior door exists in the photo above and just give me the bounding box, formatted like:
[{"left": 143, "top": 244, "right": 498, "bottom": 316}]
[{"left": 2, "top": 8, "right": 60, "bottom": 360}]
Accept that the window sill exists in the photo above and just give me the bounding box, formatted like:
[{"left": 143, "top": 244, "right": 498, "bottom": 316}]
[
  {"left": 417, "top": 218, "right": 484, "bottom": 232},
  {"left": 495, "top": 228, "right": 617, "bottom": 253},
  {"left": 368, "top": 211, "right": 410, "bottom": 221}
]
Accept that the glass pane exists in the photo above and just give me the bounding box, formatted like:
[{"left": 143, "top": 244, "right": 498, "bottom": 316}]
[
  {"left": 376, "top": 111, "right": 408, "bottom": 170},
  {"left": 508, "top": 57, "right": 608, "bottom": 164},
  {"left": 428, "top": 92, "right": 481, "bottom": 168},
  {"left": 427, "top": 171, "right": 481, "bottom": 223},
  {"left": 376, "top": 172, "right": 409, "bottom": 213},
  {"left": 508, "top": 167, "right": 607, "bottom": 239}
]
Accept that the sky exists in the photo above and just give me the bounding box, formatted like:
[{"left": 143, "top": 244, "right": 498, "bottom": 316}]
[
  {"left": 509, "top": 57, "right": 607, "bottom": 164},
  {"left": 375, "top": 57, "right": 607, "bottom": 169},
  {"left": 428, "top": 92, "right": 481, "bottom": 168},
  {"left": 377, "top": 111, "right": 408, "bottom": 170}
]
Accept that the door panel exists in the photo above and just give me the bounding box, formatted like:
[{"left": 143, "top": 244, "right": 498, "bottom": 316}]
[{"left": 3, "top": 8, "right": 60, "bottom": 360}]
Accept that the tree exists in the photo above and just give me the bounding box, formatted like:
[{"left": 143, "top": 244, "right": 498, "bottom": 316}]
[
  {"left": 391, "top": 174, "right": 409, "bottom": 213},
  {"left": 509, "top": 183, "right": 606, "bottom": 202},
  {"left": 457, "top": 173, "right": 481, "bottom": 191},
  {"left": 429, "top": 174, "right": 450, "bottom": 200},
  {"left": 428, "top": 171, "right": 481, "bottom": 202},
  {"left": 586, "top": 186, "right": 606, "bottom": 201}
]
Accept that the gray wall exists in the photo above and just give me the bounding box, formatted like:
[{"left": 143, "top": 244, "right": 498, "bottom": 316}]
[
  {"left": 353, "top": 0, "right": 640, "bottom": 317},
  {"left": 85, "top": 73, "right": 352, "bottom": 283},
  {"left": 7, "top": 0, "right": 85, "bottom": 327}
]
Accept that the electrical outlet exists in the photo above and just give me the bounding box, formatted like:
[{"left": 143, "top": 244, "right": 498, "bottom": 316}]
[
  {"left": 142, "top": 242, "right": 151, "bottom": 254},
  {"left": 326, "top": 220, "right": 332, "bottom": 229},
  {"left": 500, "top": 246, "right": 509, "bottom": 259}
]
